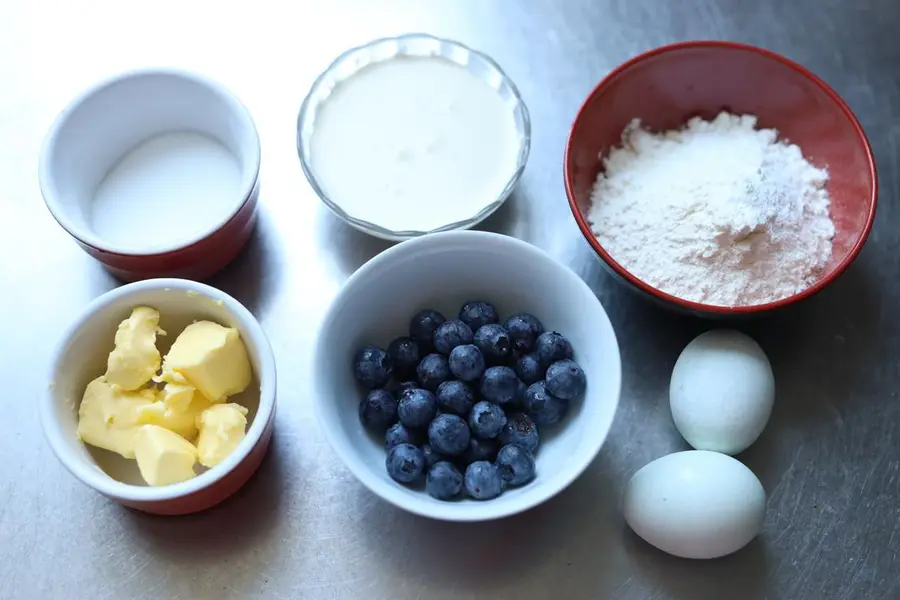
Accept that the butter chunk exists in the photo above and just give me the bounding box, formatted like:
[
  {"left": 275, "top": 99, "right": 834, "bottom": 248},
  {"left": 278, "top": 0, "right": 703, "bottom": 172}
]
[
  {"left": 135, "top": 382, "right": 210, "bottom": 441},
  {"left": 133, "top": 425, "right": 198, "bottom": 486},
  {"left": 195, "top": 403, "right": 249, "bottom": 467},
  {"left": 159, "top": 321, "right": 251, "bottom": 403},
  {"left": 105, "top": 306, "right": 165, "bottom": 391},
  {"left": 159, "top": 381, "right": 195, "bottom": 413},
  {"left": 77, "top": 376, "right": 156, "bottom": 459}
]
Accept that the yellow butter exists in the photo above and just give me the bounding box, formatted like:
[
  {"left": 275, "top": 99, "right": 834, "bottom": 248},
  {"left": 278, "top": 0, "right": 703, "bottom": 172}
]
[
  {"left": 135, "top": 382, "right": 210, "bottom": 441},
  {"left": 105, "top": 306, "right": 165, "bottom": 391},
  {"left": 159, "top": 321, "right": 252, "bottom": 403},
  {"left": 133, "top": 425, "right": 198, "bottom": 486},
  {"left": 76, "top": 376, "right": 156, "bottom": 459},
  {"left": 159, "top": 381, "right": 195, "bottom": 413},
  {"left": 195, "top": 403, "right": 249, "bottom": 467}
]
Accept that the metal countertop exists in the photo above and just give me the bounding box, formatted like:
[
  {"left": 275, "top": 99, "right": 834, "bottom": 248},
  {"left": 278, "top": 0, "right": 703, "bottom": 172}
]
[{"left": 2, "top": 1, "right": 898, "bottom": 598}]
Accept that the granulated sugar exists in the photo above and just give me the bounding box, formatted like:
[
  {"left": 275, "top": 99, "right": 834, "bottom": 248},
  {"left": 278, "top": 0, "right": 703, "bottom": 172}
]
[{"left": 587, "top": 112, "right": 835, "bottom": 307}]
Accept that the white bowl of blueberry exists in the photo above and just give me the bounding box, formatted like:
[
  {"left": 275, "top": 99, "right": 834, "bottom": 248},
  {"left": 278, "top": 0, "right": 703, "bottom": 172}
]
[{"left": 314, "top": 231, "right": 621, "bottom": 521}]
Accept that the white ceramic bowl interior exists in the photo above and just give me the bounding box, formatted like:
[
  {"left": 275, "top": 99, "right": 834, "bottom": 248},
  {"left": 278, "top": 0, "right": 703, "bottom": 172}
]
[
  {"left": 40, "top": 279, "right": 276, "bottom": 504},
  {"left": 297, "top": 33, "right": 532, "bottom": 241},
  {"left": 39, "top": 69, "right": 261, "bottom": 255},
  {"left": 314, "top": 231, "right": 621, "bottom": 521}
]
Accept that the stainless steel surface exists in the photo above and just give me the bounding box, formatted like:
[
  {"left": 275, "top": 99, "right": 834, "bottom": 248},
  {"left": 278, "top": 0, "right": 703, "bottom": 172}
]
[{"left": 2, "top": 0, "right": 897, "bottom": 598}]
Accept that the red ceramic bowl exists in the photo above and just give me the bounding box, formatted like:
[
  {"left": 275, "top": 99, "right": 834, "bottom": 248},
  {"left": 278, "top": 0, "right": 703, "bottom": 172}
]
[
  {"left": 39, "top": 69, "right": 261, "bottom": 282},
  {"left": 565, "top": 41, "right": 877, "bottom": 316},
  {"left": 40, "top": 279, "right": 277, "bottom": 515}
]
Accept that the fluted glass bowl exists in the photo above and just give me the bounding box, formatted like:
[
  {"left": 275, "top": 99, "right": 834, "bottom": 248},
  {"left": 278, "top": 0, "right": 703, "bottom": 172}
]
[{"left": 297, "top": 34, "right": 531, "bottom": 241}]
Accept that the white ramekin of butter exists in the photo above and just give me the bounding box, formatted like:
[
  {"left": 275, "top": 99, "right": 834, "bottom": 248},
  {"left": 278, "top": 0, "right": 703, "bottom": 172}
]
[
  {"left": 40, "top": 279, "right": 276, "bottom": 515},
  {"left": 297, "top": 33, "right": 531, "bottom": 240}
]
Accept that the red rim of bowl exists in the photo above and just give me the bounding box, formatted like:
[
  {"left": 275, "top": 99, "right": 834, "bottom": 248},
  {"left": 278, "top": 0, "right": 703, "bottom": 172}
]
[{"left": 564, "top": 40, "right": 879, "bottom": 315}]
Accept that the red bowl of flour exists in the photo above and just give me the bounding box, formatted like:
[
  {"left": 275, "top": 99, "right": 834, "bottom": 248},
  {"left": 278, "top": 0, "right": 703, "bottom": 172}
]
[{"left": 564, "top": 41, "right": 877, "bottom": 317}]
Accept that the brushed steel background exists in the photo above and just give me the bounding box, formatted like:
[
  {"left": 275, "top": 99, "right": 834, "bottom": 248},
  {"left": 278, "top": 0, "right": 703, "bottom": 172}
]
[{"left": 2, "top": 1, "right": 897, "bottom": 598}]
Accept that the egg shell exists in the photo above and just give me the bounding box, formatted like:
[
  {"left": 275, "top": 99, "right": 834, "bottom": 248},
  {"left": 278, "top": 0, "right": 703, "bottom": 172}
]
[
  {"left": 623, "top": 450, "right": 766, "bottom": 560},
  {"left": 670, "top": 329, "right": 774, "bottom": 456}
]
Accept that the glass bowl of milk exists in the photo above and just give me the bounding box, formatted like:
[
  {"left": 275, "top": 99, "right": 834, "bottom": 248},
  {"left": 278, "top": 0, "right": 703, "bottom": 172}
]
[{"left": 297, "top": 34, "right": 531, "bottom": 241}]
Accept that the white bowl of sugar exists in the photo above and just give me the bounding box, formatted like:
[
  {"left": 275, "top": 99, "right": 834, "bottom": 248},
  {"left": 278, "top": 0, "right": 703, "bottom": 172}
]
[{"left": 39, "top": 69, "right": 261, "bottom": 281}]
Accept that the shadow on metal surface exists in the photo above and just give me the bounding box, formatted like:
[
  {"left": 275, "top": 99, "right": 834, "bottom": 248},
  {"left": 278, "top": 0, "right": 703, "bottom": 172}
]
[
  {"left": 208, "top": 207, "right": 282, "bottom": 320},
  {"left": 121, "top": 434, "right": 286, "bottom": 563},
  {"left": 352, "top": 452, "right": 623, "bottom": 595},
  {"left": 622, "top": 530, "right": 770, "bottom": 600}
]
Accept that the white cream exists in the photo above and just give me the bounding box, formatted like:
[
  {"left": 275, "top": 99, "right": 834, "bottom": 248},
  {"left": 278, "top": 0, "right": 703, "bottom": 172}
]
[
  {"left": 310, "top": 56, "right": 520, "bottom": 232},
  {"left": 90, "top": 131, "right": 242, "bottom": 251}
]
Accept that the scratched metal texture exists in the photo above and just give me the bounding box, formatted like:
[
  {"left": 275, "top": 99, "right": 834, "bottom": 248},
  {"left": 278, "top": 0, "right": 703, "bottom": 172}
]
[{"left": 2, "top": 0, "right": 898, "bottom": 598}]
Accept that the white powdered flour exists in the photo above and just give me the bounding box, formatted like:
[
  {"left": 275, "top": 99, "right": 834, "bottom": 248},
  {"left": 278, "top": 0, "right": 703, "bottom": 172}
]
[{"left": 587, "top": 112, "right": 835, "bottom": 307}]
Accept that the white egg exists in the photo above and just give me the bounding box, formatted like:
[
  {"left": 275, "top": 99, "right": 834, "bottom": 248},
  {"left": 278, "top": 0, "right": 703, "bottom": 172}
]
[
  {"left": 623, "top": 450, "right": 766, "bottom": 559},
  {"left": 670, "top": 329, "right": 774, "bottom": 455}
]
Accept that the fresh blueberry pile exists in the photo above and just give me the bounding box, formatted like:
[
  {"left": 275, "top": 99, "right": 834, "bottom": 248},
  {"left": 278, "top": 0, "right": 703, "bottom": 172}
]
[{"left": 353, "top": 301, "right": 587, "bottom": 501}]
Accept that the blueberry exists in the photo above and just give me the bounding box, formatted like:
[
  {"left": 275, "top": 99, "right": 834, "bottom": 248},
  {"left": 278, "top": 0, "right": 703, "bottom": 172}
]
[
  {"left": 352, "top": 346, "right": 393, "bottom": 389},
  {"left": 394, "top": 381, "right": 418, "bottom": 400},
  {"left": 421, "top": 443, "right": 444, "bottom": 469},
  {"left": 464, "top": 461, "right": 504, "bottom": 500},
  {"left": 480, "top": 366, "right": 522, "bottom": 405},
  {"left": 473, "top": 324, "right": 512, "bottom": 365},
  {"left": 499, "top": 412, "right": 540, "bottom": 453},
  {"left": 535, "top": 331, "right": 574, "bottom": 367},
  {"left": 513, "top": 378, "right": 528, "bottom": 408},
  {"left": 358, "top": 389, "right": 397, "bottom": 431},
  {"left": 409, "top": 309, "right": 446, "bottom": 351},
  {"left": 496, "top": 444, "right": 536, "bottom": 486},
  {"left": 515, "top": 353, "right": 544, "bottom": 385},
  {"left": 434, "top": 319, "right": 474, "bottom": 355},
  {"left": 385, "top": 422, "right": 421, "bottom": 450},
  {"left": 428, "top": 413, "right": 471, "bottom": 456},
  {"left": 436, "top": 380, "right": 475, "bottom": 416},
  {"left": 398, "top": 387, "right": 438, "bottom": 428},
  {"left": 523, "top": 381, "right": 569, "bottom": 426},
  {"left": 386, "top": 443, "right": 425, "bottom": 484},
  {"left": 468, "top": 401, "right": 507, "bottom": 439},
  {"left": 387, "top": 337, "right": 421, "bottom": 380},
  {"left": 463, "top": 437, "right": 499, "bottom": 465},
  {"left": 416, "top": 353, "right": 451, "bottom": 391},
  {"left": 448, "top": 344, "right": 485, "bottom": 382},
  {"left": 426, "top": 461, "right": 463, "bottom": 500},
  {"left": 503, "top": 313, "right": 544, "bottom": 354},
  {"left": 545, "top": 359, "right": 587, "bottom": 400},
  {"left": 459, "top": 301, "right": 499, "bottom": 331}
]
